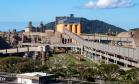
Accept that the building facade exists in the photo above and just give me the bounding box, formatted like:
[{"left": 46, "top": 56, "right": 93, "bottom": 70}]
[{"left": 56, "top": 14, "right": 81, "bottom": 35}]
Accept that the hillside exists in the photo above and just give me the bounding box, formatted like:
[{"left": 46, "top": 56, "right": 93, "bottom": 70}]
[
  {"left": 45, "top": 22, "right": 55, "bottom": 30},
  {"left": 130, "top": 28, "right": 139, "bottom": 31},
  {"left": 44, "top": 18, "right": 126, "bottom": 34}
]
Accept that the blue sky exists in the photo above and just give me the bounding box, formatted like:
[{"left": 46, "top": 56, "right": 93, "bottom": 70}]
[{"left": 0, "top": 0, "right": 139, "bottom": 31}]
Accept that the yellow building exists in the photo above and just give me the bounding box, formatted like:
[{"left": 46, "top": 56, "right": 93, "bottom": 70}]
[{"left": 56, "top": 14, "right": 81, "bottom": 35}]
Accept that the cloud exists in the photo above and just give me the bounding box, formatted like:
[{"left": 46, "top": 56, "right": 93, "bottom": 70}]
[{"left": 83, "top": 0, "right": 134, "bottom": 9}]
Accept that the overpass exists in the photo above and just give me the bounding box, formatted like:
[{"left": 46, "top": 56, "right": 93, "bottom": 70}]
[
  {"left": 0, "top": 47, "right": 40, "bottom": 54},
  {"left": 0, "top": 43, "right": 82, "bottom": 54},
  {"left": 81, "top": 35, "right": 133, "bottom": 42},
  {"left": 19, "top": 43, "right": 82, "bottom": 48},
  {"left": 63, "top": 29, "right": 139, "bottom": 68}
]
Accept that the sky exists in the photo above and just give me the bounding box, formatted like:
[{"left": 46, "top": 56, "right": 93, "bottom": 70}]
[{"left": 0, "top": 0, "right": 139, "bottom": 31}]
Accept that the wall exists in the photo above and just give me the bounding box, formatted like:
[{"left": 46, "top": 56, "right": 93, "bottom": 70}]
[
  {"left": 56, "top": 23, "right": 81, "bottom": 35},
  {"left": 17, "top": 78, "right": 36, "bottom": 84}
]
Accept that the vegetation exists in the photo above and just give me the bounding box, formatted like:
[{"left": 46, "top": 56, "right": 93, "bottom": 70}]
[
  {"left": 0, "top": 57, "right": 39, "bottom": 73},
  {"left": 97, "top": 63, "right": 120, "bottom": 81},
  {"left": 0, "top": 54, "right": 139, "bottom": 83}
]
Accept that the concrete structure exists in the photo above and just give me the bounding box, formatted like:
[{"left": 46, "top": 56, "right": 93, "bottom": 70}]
[
  {"left": 81, "top": 34, "right": 134, "bottom": 47},
  {"left": 56, "top": 14, "right": 81, "bottom": 35},
  {"left": 16, "top": 72, "right": 54, "bottom": 84},
  {"left": 1, "top": 15, "right": 139, "bottom": 69},
  {"left": 63, "top": 29, "right": 139, "bottom": 68},
  {"left": 25, "top": 21, "right": 35, "bottom": 32},
  {"left": 0, "top": 46, "right": 44, "bottom": 54},
  {"left": 22, "top": 31, "right": 55, "bottom": 44}
]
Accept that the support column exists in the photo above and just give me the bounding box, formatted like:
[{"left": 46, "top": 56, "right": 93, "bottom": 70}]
[
  {"left": 114, "top": 54, "right": 117, "bottom": 64},
  {"left": 80, "top": 46, "right": 83, "bottom": 55},
  {"left": 92, "top": 52, "right": 94, "bottom": 60},
  {"left": 99, "top": 53, "right": 102, "bottom": 62},
  {"left": 33, "top": 52, "right": 38, "bottom": 60},
  {"left": 41, "top": 51, "right": 45, "bottom": 65},
  {"left": 94, "top": 49, "right": 97, "bottom": 61},
  {"left": 124, "top": 57, "right": 128, "bottom": 68},
  {"left": 83, "top": 51, "right": 87, "bottom": 57},
  {"left": 21, "top": 34, "right": 24, "bottom": 47},
  {"left": 89, "top": 52, "right": 92, "bottom": 59},
  {"left": 23, "top": 52, "right": 28, "bottom": 58},
  {"left": 36, "top": 36, "right": 39, "bottom": 43},
  {"left": 105, "top": 52, "right": 109, "bottom": 64}
]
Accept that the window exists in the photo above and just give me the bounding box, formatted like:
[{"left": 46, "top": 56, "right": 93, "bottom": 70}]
[{"left": 32, "top": 79, "right": 39, "bottom": 83}]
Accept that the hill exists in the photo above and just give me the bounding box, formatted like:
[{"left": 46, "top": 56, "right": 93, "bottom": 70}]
[
  {"left": 44, "top": 18, "right": 126, "bottom": 34},
  {"left": 130, "top": 28, "right": 139, "bottom": 31},
  {"left": 80, "top": 18, "right": 126, "bottom": 34}
]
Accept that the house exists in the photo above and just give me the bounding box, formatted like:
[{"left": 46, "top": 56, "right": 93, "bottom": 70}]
[{"left": 16, "top": 72, "right": 55, "bottom": 84}]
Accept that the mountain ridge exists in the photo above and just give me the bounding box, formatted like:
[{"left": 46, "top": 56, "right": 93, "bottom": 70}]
[{"left": 45, "top": 18, "right": 126, "bottom": 34}]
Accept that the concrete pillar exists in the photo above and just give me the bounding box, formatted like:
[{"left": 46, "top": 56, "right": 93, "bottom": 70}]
[
  {"left": 36, "top": 36, "right": 39, "bottom": 43},
  {"left": 124, "top": 57, "right": 128, "bottom": 68},
  {"left": 80, "top": 46, "right": 83, "bottom": 55},
  {"left": 23, "top": 52, "right": 28, "bottom": 58},
  {"left": 21, "top": 34, "right": 24, "bottom": 47},
  {"left": 65, "top": 48, "right": 68, "bottom": 53},
  {"left": 99, "top": 53, "right": 102, "bottom": 62},
  {"left": 75, "top": 47, "right": 78, "bottom": 53},
  {"left": 105, "top": 52, "right": 109, "bottom": 64},
  {"left": 33, "top": 52, "right": 38, "bottom": 60},
  {"left": 72, "top": 47, "right": 74, "bottom": 52},
  {"left": 92, "top": 53, "right": 94, "bottom": 60},
  {"left": 88, "top": 52, "right": 91, "bottom": 59},
  {"left": 94, "top": 49, "right": 97, "bottom": 61},
  {"left": 41, "top": 51, "right": 45, "bottom": 65},
  {"left": 124, "top": 63, "right": 128, "bottom": 68},
  {"left": 114, "top": 54, "right": 117, "bottom": 64},
  {"left": 86, "top": 52, "right": 88, "bottom": 58},
  {"left": 31, "top": 36, "right": 35, "bottom": 43},
  {"left": 63, "top": 38, "right": 65, "bottom": 44},
  {"left": 84, "top": 51, "right": 86, "bottom": 57}
]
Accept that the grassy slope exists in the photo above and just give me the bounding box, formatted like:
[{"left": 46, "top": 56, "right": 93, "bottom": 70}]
[{"left": 49, "top": 53, "right": 95, "bottom": 67}]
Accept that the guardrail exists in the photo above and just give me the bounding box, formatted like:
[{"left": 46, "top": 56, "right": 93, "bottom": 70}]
[{"left": 63, "top": 29, "right": 139, "bottom": 61}]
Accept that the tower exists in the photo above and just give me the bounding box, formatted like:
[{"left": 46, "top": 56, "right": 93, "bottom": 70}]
[
  {"left": 28, "top": 21, "right": 33, "bottom": 32},
  {"left": 25, "top": 21, "right": 34, "bottom": 32},
  {"left": 40, "top": 21, "right": 44, "bottom": 32}
]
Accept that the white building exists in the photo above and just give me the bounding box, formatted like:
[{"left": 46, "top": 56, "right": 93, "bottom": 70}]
[{"left": 16, "top": 72, "right": 54, "bottom": 84}]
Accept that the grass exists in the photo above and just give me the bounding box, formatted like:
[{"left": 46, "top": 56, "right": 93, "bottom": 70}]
[{"left": 48, "top": 53, "right": 96, "bottom": 67}]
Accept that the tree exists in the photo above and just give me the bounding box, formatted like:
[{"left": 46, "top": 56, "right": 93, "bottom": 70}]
[
  {"left": 74, "top": 64, "right": 88, "bottom": 81},
  {"left": 0, "top": 57, "right": 37, "bottom": 73},
  {"left": 83, "top": 67, "right": 97, "bottom": 82},
  {"left": 15, "top": 61, "right": 35, "bottom": 73},
  {"left": 97, "top": 64, "right": 120, "bottom": 81},
  {"left": 120, "top": 68, "right": 139, "bottom": 83}
]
